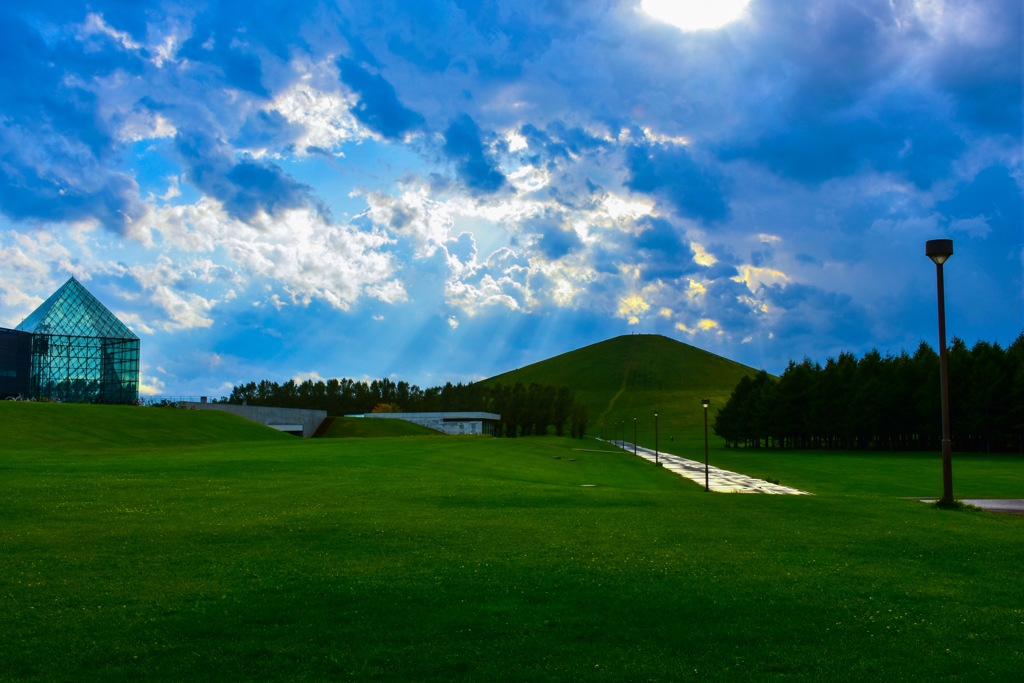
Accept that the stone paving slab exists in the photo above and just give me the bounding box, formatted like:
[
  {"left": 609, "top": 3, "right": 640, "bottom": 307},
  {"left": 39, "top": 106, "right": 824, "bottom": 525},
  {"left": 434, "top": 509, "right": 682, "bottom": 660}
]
[{"left": 611, "top": 440, "right": 812, "bottom": 495}]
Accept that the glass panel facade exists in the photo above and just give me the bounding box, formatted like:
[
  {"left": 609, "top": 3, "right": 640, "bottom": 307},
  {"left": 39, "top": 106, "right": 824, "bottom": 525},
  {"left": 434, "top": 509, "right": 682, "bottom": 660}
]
[
  {"left": 28, "top": 334, "right": 140, "bottom": 403},
  {"left": 13, "top": 278, "right": 140, "bottom": 404}
]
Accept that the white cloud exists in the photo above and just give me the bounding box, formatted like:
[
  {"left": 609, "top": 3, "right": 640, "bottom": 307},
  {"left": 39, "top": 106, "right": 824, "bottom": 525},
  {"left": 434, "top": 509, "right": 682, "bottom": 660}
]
[
  {"left": 78, "top": 12, "right": 143, "bottom": 52},
  {"left": 0, "top": 231, "right": 76, "bottom": 324},
  {"left": 733, "top": 265, "right": 790, "bottom": 293},
  {"left": 119, "top": 112, "right": 177, "bottom": 143},
  {"left": 690, "top": 241, "right": 718, "bottom": 266},
  {"left": 506, "top": 164, "right": 550, "bottom": 193},
  {"left": 618, "top": 294, "right": 651, "bottom": 319},
  {"left": 505, "top": 129, "right": 528, "bottom": 152},
  {"left": 640, "top": 0, "right": 750, "bottom": 32},
  {"left": 360, "top": 171, "right": 665, "bottom": 319},
  {"left": 144, "top": 200, "right": 404, "bottom": 312},
  {"left": 115, "top": 311, "right": 155, "bottom": 336},
  {"left": 139, "top": 372, "right": 166, "bottom": 397},
  {"left": 293, "top": 370, "right": 326, "bottom": 383},
  {"left": 153, "top": 285, "right": 215, "bottom": 330},
  {"left": 269, "top": 71, "right": 367, "bottom": 154}
]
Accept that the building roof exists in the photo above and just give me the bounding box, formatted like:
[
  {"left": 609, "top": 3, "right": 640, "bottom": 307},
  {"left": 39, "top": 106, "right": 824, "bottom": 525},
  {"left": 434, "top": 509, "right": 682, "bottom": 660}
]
[{"left": 15, "top": 277, "right": 138, "bottom": 340}]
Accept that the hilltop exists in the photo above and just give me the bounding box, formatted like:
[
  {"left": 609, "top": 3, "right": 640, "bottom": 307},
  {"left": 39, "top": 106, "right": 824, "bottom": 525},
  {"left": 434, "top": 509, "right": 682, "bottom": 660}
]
[{"left": 481, "top": 334, "right": 758, "bottom": 450}]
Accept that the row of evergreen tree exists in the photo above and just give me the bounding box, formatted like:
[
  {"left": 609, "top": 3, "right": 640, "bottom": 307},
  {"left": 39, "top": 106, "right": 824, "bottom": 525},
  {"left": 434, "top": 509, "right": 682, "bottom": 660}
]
[
  {"left": 222, "top": 377, "right": 588, "bottom": 438},
  {"left": 712, "top": 335, "right": 1024, "bottom": 452}
]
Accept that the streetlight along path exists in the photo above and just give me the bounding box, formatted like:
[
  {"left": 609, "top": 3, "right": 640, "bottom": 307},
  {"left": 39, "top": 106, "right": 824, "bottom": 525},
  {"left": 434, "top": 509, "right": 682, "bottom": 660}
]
[{"left": 611, "top": 440, "right": 812, "bottom": 495}]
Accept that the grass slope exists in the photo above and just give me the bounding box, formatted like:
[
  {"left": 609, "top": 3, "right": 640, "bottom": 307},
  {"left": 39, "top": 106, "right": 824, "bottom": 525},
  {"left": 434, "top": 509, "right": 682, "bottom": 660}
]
[
  {"left": 1, "top": 406, "right": 1021, "bottom": 681},
  {"left": 0, "top": 401, "right": 288, "bottom": 453},
  {"left": 483, "top": 334, "right": 757, "bottom": 449},
  {"left": 320, "top": 416, "right": 441, "bottom": 438}
]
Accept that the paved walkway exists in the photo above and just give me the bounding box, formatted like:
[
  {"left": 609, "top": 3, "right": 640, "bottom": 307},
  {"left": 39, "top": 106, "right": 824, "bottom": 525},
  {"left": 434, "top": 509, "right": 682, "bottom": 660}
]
[
  {"left": 919, "top": 498, "right": 1024, "bottom": 515},
  {"left": 610, "top": 440, "right": 812, "bottom": 495}
]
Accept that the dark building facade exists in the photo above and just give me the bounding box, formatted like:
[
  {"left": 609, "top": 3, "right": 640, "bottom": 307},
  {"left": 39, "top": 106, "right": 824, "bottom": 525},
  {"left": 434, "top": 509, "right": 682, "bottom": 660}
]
[
  {"left": 0, "top": 278, "right": 140, "bottom": 404},
  {"left": 0, "top": 328, "right": 32, "bottom": 398}
]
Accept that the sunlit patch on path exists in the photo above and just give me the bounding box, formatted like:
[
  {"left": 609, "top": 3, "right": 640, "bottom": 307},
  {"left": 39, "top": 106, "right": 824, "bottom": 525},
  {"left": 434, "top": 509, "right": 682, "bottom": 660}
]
[{"left": 610, "top": 441, "right": 812, "bottom": 495}]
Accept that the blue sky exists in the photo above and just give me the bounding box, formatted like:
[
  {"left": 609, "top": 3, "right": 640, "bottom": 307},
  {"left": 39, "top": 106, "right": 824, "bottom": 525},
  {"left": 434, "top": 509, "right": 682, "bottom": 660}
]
[{"left": 1, "top": 0, "right": 1020, "bottom": 397}]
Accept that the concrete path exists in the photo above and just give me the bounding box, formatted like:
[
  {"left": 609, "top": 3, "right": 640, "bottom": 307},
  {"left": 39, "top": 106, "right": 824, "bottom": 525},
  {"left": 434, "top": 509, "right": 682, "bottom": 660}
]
[
  {"left": 919, "top": 498, "right": 1024, "bottom": 515},
  {"left": 611, "top": 440, "right": 812, "bottom": 495}
]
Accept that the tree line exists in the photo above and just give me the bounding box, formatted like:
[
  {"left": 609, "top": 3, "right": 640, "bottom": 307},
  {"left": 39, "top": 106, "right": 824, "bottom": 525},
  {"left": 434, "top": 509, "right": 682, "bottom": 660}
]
[
  {"left": 713, "top": 335, "right": 1024, "bottom": 452},
  {"left": 222, "top": 377, "right": 588, "bottom": 438}
]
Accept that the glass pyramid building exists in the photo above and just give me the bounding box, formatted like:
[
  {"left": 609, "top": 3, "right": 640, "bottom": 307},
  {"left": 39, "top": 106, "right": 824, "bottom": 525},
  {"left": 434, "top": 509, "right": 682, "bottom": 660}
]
[{"left": 0, "top": 277, "right": 140, "bottom": 404}]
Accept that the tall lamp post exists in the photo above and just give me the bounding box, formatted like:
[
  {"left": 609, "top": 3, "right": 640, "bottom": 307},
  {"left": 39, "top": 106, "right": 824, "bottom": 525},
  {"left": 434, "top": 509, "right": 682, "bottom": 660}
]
[
  {"left": 702, "top": 398, "right": 710, "bottom": 491},
  {"left": 654, "top": 412, "right": 660, "bottom": 466},
  {"left": 926, "top": 239, "right": 954, "bottom": 506},
  {"left": 633, "top": 417, "right": 637, "bottom": 456}
]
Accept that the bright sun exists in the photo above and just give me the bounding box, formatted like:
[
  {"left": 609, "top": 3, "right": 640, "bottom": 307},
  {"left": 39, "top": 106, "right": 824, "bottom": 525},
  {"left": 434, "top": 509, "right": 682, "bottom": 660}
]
[{"left": 640, "top": 0, "right": 751, "bottom": 32}]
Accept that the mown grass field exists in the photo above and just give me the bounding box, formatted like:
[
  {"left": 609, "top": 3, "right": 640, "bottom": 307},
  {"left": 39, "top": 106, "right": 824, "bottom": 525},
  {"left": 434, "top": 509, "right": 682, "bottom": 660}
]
[
  {"left": 322, "top": 416, "right": 440, "bottom": 438},
  {"left": 1, "top": 402, "right": 1021, "bottom": 681}
]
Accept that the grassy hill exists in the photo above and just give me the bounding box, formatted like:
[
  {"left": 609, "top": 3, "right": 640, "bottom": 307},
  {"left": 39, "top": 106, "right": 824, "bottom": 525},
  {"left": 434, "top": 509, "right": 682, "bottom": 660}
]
[
  {"left": 482, "top": 334, "right": 758, "bottom": 452},
  {"left": 0, "top": 401, "right": 289, "bottom": 453}
]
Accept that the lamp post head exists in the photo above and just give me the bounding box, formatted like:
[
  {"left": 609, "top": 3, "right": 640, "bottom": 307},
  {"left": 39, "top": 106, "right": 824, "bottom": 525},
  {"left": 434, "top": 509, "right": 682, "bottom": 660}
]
[
  {"left": 702, "top": 398, "right": 710, "bottom": 409},
  {"left": 926, "top": 239, "right": 953, "bottom": 266}
]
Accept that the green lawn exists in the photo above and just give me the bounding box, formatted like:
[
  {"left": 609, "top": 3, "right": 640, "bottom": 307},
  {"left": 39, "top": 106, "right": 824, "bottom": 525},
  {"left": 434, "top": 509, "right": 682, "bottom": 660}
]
[
  {"left": 1, "top": 404, "right": 1021, "bottom": 681},
  {"left": 321, "top": 415, "right": 442, "bottom": 438}
]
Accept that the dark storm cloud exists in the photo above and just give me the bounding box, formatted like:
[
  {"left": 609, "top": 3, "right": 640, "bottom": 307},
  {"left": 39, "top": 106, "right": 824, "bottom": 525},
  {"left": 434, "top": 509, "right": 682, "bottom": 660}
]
[
  {"left": 701, "top": 277, "right": 763, "bottom": 330},
  {"left": 175, "top": 132, "right": 323, "bottom": 222},
  {"left": 625, "top": 143, "right": 730, "bottom": 224},
  {"left": 236, "top": 110, "right": 303, "bottom": 154},
  {"left": 716, "top": 0, "right": 1018, "bottom": 188},
  {"left": 936, "top": 166, "right": 1023, "bottom": 290},
  {"left": 720, "top": 92, "right": 964, "bottom": 188},
  {"left": 704, "top": 262, "right": 740, "bottom": 280},
  {"left": 516, "top": 123, "right": 608, "bottom": 168},
  {"left": 937, "top": 167, "right": 1023, "bottom": 237},
  {"left": 762, "top": 282, "right": 874, "bottom": 348},
  {"left": 178, "top": 0, "right": 307, "bottom": 66},
  {"left": 0, "top": 167, "right": 145, "bottom": 231},
  {"left": 754, "top": 1, "right": 903, "bottom": 113},
  {"left": 929, "top": 1, "right": 1022, "bottom": 134},
  {"left": 180, "top": 37, "right": 269, "bottom": 97},
  {"left": 633, "top": 216, "right": 699, "bottom": 280},
  {"left": 337, "top": 57, "right": 426, "bottom": 140},
  {"left": 443, "top": 114, "right": 507, "bottom": 194},
  {"left": 527, "top": 216, "right": 581, "bottom": 260}
]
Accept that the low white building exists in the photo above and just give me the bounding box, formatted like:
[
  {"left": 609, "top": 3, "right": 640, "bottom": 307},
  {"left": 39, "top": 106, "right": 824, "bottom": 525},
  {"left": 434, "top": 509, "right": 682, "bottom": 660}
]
[{"left": 358, "top": 411, "right": 501, "bottom": 436}]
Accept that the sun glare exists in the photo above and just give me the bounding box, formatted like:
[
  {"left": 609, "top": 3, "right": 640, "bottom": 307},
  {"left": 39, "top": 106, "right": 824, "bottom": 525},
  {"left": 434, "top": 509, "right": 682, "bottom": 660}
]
[{"left": 640, "top": 0, "right": 751, "bottom": 32}]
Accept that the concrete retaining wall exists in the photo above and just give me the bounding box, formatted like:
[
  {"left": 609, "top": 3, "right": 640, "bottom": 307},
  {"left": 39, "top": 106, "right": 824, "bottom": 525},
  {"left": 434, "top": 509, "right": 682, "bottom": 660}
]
[
  {"left": 360, "top": 411, "right": 501, "bottom": 436},
  {"left": 184, "top": 402, "right": 327, "bottom": 438}
]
